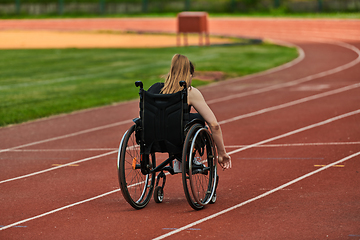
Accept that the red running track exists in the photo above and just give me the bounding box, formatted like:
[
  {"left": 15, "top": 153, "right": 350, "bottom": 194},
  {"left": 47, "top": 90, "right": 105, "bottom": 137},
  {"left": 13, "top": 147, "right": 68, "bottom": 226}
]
[{"left": 0, "top": 18, "right": 360, "bottom": 239}]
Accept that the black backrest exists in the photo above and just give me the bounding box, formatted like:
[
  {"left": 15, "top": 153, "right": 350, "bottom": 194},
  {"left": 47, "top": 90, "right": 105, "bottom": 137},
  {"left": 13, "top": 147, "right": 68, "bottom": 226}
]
[{"left": 137, "top": 82, "right": 189, "bottom": 154}]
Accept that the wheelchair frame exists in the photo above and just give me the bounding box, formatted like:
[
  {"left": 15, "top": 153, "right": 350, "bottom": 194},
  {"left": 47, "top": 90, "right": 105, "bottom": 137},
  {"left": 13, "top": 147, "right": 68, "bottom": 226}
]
[{"left": 117, "top": 81, "right": 218, "bottom": 210}]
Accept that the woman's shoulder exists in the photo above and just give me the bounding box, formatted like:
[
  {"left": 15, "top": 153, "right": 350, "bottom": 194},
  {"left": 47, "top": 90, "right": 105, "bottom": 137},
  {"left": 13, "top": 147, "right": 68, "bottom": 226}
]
[
  {"left": 188, "top": 86, "right": 205, "bottom": 105},
  {"left": 188, "top": 86, "right": 203, "bottom": 96}
]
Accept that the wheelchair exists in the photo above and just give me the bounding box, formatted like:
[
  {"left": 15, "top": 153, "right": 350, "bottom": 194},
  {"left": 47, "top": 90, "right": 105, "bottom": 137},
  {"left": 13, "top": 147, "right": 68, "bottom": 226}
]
[{"left": 117, "top": 81, "right": 218, "bottom": 210}]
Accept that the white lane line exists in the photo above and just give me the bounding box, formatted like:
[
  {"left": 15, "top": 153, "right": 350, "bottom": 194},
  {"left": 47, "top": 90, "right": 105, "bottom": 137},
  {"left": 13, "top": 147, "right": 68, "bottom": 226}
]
[
  {"left": 208, "top": 41, "right": 360, "bottom": 105},
  {"left": 152, "top": 150, "right": 360, "bottom": 240},
  {"left": 1, "top": 41, "right": 358, "bottom": 154},
  {"left": 2, "top": 148, "right": 118, "bottom": 152},
  {"left": 219, "top": 83, "right": 360, "bottom": 125},
  {"left": 0, "top": 189, "right": 120, "bottom": 231},
  {"left": 227, "top": 109, "right": 360, "bottom": 156},
  {"left": 0, "top": 119, "right": 132, "bottom": 154},
  {"left": 0, "top": 150, "right": 117, "bottom": 184},
  {"left": 1, "top": 109, "right": 358, "bottom": 231},
  {"left": 2, "top": 84, "right": 359, "bottom": 183},
  {"left": 10, "top": 142, "right": 359, "bottom": 152},
  {"left": 226, "top": 142, "right": 360, "bottom": 148}
]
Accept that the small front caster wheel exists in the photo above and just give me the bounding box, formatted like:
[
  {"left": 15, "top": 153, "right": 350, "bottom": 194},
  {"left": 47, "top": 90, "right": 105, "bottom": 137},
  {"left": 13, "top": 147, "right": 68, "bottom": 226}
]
[{"left": 154, "top": 186, "right": 164, "bottom": 203}]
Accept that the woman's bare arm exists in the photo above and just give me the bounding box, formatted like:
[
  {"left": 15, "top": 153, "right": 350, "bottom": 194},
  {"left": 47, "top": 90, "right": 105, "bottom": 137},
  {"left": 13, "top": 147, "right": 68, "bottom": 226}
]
[{"left": 188, "top": 87, "right": 232, "bottom": 169}]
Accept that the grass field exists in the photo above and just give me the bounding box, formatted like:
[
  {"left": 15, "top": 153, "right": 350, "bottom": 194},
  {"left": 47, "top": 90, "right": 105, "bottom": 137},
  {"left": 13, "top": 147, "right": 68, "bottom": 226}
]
[{"left": 0, "top": 43, "right": 298, "bottom": 127}]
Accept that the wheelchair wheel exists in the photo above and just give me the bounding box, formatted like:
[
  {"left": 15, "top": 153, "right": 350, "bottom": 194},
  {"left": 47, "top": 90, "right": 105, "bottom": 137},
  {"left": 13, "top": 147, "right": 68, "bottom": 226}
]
[
  {"left": 182, "top": 124, "right": 217, "bottom": 210},
  {"left": 118, "top": 125, "right": 155, "bottom": 209}
]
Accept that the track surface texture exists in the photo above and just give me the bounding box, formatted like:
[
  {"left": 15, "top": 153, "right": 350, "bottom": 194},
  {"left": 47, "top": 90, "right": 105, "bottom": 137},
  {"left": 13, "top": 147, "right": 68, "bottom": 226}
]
[{"left": 1, "top": 18, "right": 360, "bottom": 239}]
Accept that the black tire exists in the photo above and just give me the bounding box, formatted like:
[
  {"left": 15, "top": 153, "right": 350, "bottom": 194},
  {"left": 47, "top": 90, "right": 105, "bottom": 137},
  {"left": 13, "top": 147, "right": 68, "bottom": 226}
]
[
  {"left": 182, "top": 124, "right": 217, "bottom": 210},
  {"left": 154, "top": 186, "right": 164, "bottom": 203},
  {"left": 118, "top": 125, "right": 155, "bottom": 209},
  {"left": 209, "top": 175, "right": 219, "bottom": 204},
  {"left": 188, "top": 127, "right": 217, "bottom": 206},
  {"left": 182, "top": 124, "right": 203, "bottom": 210}
]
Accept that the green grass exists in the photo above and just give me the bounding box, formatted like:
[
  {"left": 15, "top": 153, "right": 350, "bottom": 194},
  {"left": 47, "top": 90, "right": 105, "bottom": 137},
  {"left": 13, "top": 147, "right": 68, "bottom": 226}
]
[{"left": 0, "top": 43, "right": 298, "bottom": 127}]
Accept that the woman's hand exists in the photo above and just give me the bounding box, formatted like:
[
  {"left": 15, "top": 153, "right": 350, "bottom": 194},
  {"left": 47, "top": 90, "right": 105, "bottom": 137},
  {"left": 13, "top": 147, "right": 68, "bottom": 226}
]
[{"left": 218, "top": 152, "right": 232, "bottom": 170}]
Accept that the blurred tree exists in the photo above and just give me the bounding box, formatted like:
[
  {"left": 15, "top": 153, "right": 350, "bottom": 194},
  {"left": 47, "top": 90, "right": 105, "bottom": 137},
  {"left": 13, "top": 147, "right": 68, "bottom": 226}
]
[
  {"left": 241, "top": 0, "right": 261, "bottom": 7},
  {"left": 185, "top": 0, "right": 190, "bottom": 11},
  {"left": 318, "top": 0, "right": 323, "bottom": 12},
  {"left": 142, "top": 0, "right": 148, "bottom": 12},
  {"left": 274, "top": 0, "right": 280, "bottom": 8},
  {"left": 15, "top": 0, "right": 20, "bottom": 14},
  {"left": 58, "top": 0, "right": 63, "bottom": 15}
]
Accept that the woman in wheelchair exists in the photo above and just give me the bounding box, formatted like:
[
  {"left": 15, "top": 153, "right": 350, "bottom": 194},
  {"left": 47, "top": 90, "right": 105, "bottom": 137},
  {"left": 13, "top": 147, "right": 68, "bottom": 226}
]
[
  {"left": 118, "top": 54, "right": 231, "bottom": 210},
  {"left": 148, "top": 54, "right": 231, "bottom": 170}
]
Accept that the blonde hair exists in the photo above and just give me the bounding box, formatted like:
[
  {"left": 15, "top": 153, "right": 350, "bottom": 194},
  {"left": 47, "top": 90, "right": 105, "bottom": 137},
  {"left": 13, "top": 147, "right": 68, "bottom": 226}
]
[{"left": 161, "top": 54, "right": 194, "bottom": 94}]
